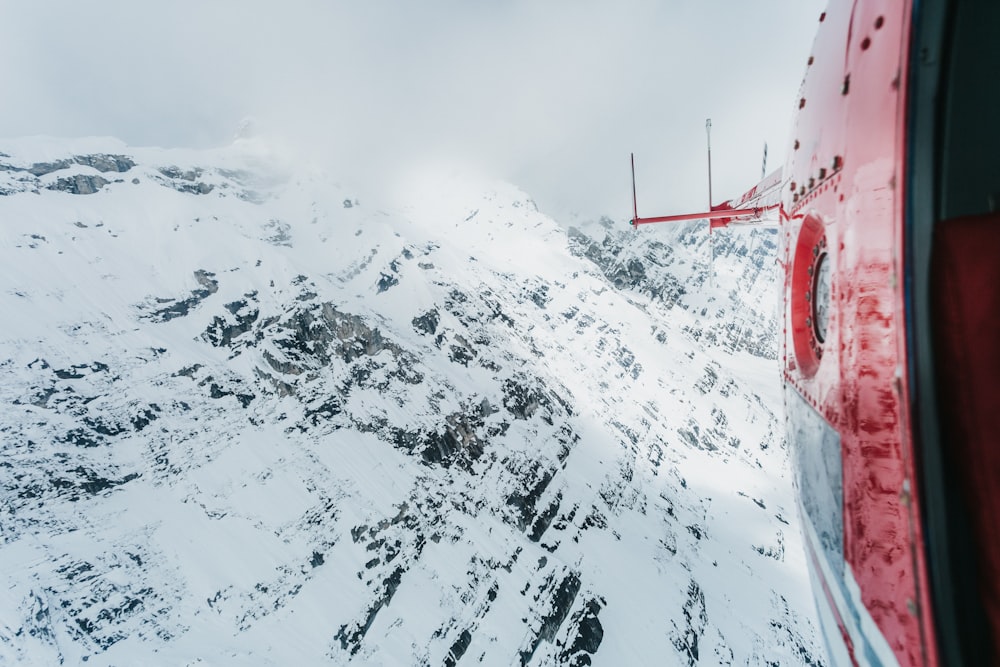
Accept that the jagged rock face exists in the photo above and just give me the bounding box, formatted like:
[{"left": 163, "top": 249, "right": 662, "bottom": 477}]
[
  {"left": 567, "top": 220, "right": 779, "bottom": 360},
  {"left": 0, "top": 140, "right": 824, "bottom": 665}
]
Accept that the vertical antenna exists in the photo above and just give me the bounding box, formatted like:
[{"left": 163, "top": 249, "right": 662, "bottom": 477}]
[
  {"left": 761, "top": 142, "right": 768, "bottom": 180},
  {"left": 706, "top": 119, "right": 715, "bottom": 288},
  {"left": 706, "top": 118, "right": 713, "bottom": 208},
  {"left": 631, "top": 152, "right": 638, "bottom": 227}
]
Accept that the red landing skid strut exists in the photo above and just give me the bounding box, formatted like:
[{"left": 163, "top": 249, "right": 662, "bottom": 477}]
[
  {"left": 628, "top": 152, "right": 782, "bottom": 230},
  {"left": 630, "top": 205, "right": 779, "bottom": 228}
]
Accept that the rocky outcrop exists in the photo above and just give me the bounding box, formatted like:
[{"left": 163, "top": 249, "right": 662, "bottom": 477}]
[
  {"left": 47, "top": 174, "right": 110, "bottom": 194},
  {"left": 142, "top": 270, "right": 219, "bottom": 322},
  {"left": 568, "top": 222, "right": 778, "bottom": 359},
  {"left": 29, "top": 154, "right": 135, "bottom": 176}
]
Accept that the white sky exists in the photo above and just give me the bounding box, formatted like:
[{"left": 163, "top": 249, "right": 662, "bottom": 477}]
[{"left": 0, "top": 0, "right": 823, "bottom": 221}]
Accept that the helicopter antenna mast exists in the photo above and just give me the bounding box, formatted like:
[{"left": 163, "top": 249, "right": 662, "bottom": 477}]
[
  {"left": 706, "top": 119, "right": 715, "bottom": 288},
  {"left": 631, "top": 153, "right": 638, "bottom": 229},
  {"left": 706, "top": 119, "right": 713, "bottom": 208}
]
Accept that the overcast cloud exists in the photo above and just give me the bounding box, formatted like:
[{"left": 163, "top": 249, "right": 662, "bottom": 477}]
[{"left": 0, "top": 0, "right": 822, "bottom": 221}]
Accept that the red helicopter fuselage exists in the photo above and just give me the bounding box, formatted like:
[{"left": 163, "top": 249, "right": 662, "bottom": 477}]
[
  {"left": 633, "top": 0, "right": 1000, "bottom": 664},
  {"left": 783, "top": 2, "right": 934, "bottom": 664}
]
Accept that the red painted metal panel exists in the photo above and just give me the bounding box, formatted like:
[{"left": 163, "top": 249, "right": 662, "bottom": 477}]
[{"left": 782, "top": 0, "right": 938, "bottom": 664}]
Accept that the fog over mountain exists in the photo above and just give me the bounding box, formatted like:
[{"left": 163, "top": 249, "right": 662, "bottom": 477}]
[{"left": 0, "top": 1, "right": 822, "bottom": 220}]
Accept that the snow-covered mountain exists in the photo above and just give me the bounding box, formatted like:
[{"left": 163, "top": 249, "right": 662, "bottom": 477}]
[{"left": 0, "top": 137, "right": 824, "bottom": 666}]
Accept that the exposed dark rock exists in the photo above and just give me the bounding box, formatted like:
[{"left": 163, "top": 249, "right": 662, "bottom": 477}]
[
  {"left": 337, "top": 503, "right": 428, "bottom": 657},
  {"left": 376, "top": 273, "right": 398, "bottom": 293},
  {"left": 146, "top": 270, "right": 218, "bottom": 322},
  {"left": 695, "top": 364, "right": 719, "bottom": 395},
  {"left": 208, "top": 383, "right": 254, "bottom": 408},
  {"left": 507, "top": 464, "right": 555, "bottom": 532},
  {"left": 263, "top": 219, "right": 291, "bottom": 246},
  {"left": 419, "top": 405, "right": 490, "bottom": 468},
  {"left": 519, "top": 571, "right": 582, "bottom": 665},
  {"left": 73, "top": 155, "right": 135, "bottom": 173},
  {"left": 158, "top": 166, "right": 214, "bottom": 194},
  {"left": 54, "top": 366, "right": 86, "bottom": 380},
  {"left": 753, "top": 530, "right": 785, "bottom": 561},
  {"left": 263, "top": 303, "right": 423, "bottom": 392},
  {"left": 83, "top": 416, "right": 127, "bottom": 437},
  {"left": 27, "top": 160, "right": 71, "bottom": 176},
  {"left": 670, "top": 580, "right": 708, "bottom": 666},
  {"left": 560, "top": 598, "right": 605, "bottom": 666},
  {"left": 53, "top": 467, "right": 140, "bottom": 500},
  {"left": 130, "top": 405, "right": 161, "bottom": 431},
  {"left": 448, "top": 334, "right": 478, "bottom": 366},
  {"left": 61, "top": 428, "right": 104, "bottom": 448},
  {"left": 47, "top": 175, "right": 110, "bottom": 195},
  {"left": 412, "top": 309, "right": 440, "bottom": 336},
  {"left": 502, "top": 378, "right": 547, "bottom": 421},
  {"left": 204, "top": 298, "right": 260, "bottom": 348},
  {"left": 443, "top": 629, "right": 472, "bottom": 667},
  {"left": 334, "top": 565, "right": 404, "bottom": 655},
  {"left": 303, "top": 396, "right": 342, "bottom": 425},
  {"left": 528, "top": 492, "right": 562, "bottom": 542},
  {"left": 159, "top": 166, "right": 201, "bottom": 181},
  {"left": 527, "top": 283, "right": 550, "bottom": 309}
]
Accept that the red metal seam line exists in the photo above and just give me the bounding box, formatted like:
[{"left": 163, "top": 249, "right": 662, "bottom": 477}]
[
  {"left": 631, "top": 204, "right": 780, "bottom": 226},
  {"left": 803, "top": 531, "right": 862, "bottom": 667}
]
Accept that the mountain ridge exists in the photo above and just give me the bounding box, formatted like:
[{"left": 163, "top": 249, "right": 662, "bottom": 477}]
[{"left": 0, "top": 138, "right": 823, "bottom": 666}]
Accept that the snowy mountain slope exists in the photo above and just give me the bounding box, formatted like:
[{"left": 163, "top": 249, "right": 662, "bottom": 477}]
[{"left": 0, "top": 138, "right": 824, "bottom": 666}]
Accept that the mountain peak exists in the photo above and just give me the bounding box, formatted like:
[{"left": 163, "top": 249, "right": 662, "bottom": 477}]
[{"left": 0, "top": 137, "right": 822, "bottom": 665}]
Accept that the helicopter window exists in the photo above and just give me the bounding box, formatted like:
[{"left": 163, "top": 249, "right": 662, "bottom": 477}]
[
  {"left": 938, "top": 0, "right": 1000, "bottom": 218},
  {"left": 786, "top": 386, "right": 843, "bottom": 578},
  {"left": 812, "top": 251, "right": 831, "bottom": 344}
]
